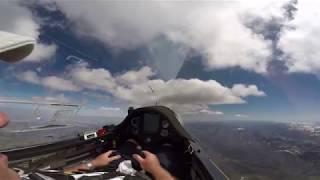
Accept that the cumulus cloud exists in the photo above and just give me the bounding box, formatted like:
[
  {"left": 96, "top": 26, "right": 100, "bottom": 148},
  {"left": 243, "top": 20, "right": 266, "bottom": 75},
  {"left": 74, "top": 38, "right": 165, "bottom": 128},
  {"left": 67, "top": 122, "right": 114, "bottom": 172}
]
[
  {"left": 18, "top": 63, "right": 265, "bottom": 113},
  {"left": 13, "top": 0, "right": 319, "bottom": 77},
  {"left": 41, "top": 76, "right": 81, "bottom": 92},
  {"left": 18, "top": 70, "right": 40, "bottom": 84},
  {"left": 231, "top": 84, "right": 266, "bottom": 97},
  {"left": 78, "top": 65, "right": 265, "bottom": 114},
  {"left": 116, "top": 66, "right": 155, "bottom": 86},
  {"left": 34, "top": 0, "right": 320, "bottom": 76},
  {"left": 17, "top": 70, "right": 81, "bottom": 92},
  {"left": 0, "top": 0, "right": 56, "bottom": 62},
  {"left": 278, "top": 1, "right": 320, "bottom": 74},
  {"left": 69, "top": 63, "right": 117, "bottom": 91},
  {"left": 114, "top": 78, "right": 265, "bottom": 106},
  {"left": 45, "top": 0, "right": 290, "bottom": 73}
]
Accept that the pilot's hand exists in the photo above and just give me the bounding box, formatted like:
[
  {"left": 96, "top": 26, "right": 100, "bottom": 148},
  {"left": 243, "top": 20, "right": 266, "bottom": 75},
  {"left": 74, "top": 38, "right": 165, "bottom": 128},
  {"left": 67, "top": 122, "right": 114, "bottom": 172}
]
[
  {"left": 91, "top": 150, "right": 121, "bottom": 168},
  {"left": 0, "top": 112, "right": 9, "bottom": 128},
  {"left": 0, "top": 154, "right": 20, "bottom": 180},
  {"left": 133, "top": 151, "right": 174, "bottom": 180}
]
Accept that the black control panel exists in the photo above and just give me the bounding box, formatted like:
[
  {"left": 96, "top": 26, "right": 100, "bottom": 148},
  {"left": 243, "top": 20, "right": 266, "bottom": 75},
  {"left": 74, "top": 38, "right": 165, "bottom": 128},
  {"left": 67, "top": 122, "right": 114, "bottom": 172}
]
[
  {"left": 126, "top": 112, "right": 172, "bottom": 145},
  {"left": 143, "top": 113, "right": 161, "bottom": 134}
]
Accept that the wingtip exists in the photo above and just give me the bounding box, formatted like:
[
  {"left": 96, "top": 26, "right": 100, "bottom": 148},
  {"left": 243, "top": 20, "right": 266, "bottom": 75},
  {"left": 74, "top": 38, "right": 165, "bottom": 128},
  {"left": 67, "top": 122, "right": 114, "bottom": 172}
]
[{"left": 0, "top": 31, "right": 36, "bottom": 63}]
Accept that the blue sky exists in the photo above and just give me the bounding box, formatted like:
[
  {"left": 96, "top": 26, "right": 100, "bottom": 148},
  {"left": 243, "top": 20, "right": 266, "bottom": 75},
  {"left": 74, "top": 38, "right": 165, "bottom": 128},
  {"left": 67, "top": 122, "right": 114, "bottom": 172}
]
[{"left": 1, "top": 0, "right": 320, "bottom": 122}]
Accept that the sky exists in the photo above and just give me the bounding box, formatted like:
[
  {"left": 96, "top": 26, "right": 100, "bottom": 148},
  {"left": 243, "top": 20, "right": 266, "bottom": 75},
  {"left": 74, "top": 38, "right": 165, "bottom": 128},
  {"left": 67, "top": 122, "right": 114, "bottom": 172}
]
[{"left": 0, "top": 0, "right": 320, "bottom": 122}]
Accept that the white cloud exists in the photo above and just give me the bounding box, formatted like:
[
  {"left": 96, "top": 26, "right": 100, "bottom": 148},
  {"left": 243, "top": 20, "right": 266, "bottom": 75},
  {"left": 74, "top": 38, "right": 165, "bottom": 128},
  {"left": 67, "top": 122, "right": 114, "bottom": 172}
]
[
  {"left": 235, "top": 114, "right": 249, "bottom": 118},
  {"left": 191, "top": 107, "right": 224, "bottom": 116},
  {"left": 18, "top": 71, "right": 40, "bottom": 84},
  {"left": 278, "top": 1, "right": 320, "bottom": 74},
  {"left": 114, "top": 78, "right": 264, "bottom": 106},
  {"left": 17, "top": 70, "right": 81, "bottom": 92},
  {"left": 116, "top": 66, "right": 155, "bottom": 86},
  {"left": 168, "top": 104, "right": 209, "bottom": 115},
  {"left": 70, "top": 63, "right": 117, "bottom": 91},
  {"left": 18, "top": 64, "right": 266, "bottom": 113},
  {"left": 24, "top": 43, "right": 57, "bottom": 62},
  {"left": 0, "top": 1, "right": 38, "bottom": 38},
  {"left": 32, "top": 94, "right": 71, "bottom": 103},
  {"left": 0, "top": 0, "right": 57, "bottom": 63},
  {"left": 35, "top": 0, "right": 320, "bottom": 76},
  {"left": 199, "top": 109, "right": 224, "bottom": 115},
  {"left": 49, "top": 0, "right": 286, "bottom": 73},
  {"left": 65, "top": 64, "right": 265, "bottom": 109},
  {"left": 8, "top": 0, "right": 320, "bottom": 76},
  {"left": 178, "top": 104, "right": 224, "bottom": 119},
  {"left": 41, "top": 76, "right": 81, "bottom": 92},
  {"left": 231, "top": 84, "right": 266, "bottom": 97}
]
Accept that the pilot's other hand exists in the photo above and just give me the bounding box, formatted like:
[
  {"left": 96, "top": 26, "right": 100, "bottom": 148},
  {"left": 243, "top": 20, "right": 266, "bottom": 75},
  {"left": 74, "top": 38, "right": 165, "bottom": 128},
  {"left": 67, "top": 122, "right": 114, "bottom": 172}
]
[
  {"left": 0, "top": 112, "right": 9, "bottom": 128},
  {"left": 0, "top": 154, "right": 20, "bottom": 180},
  {"left": 0, "top": 113, "right": 19, "bottom": 179},
  {"left": 91, "top": 150, "right": 121, "bottom": 168},
  {"left": 133, "top": 151, "right": 174, "bottom": 180}
]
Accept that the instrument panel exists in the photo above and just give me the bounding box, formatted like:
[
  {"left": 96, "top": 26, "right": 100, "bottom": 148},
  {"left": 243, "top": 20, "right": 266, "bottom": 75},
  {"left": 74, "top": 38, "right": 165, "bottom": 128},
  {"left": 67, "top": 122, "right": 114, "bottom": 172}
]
[{"left": 127, "top": 112, "right": 172, "bottom": 144}]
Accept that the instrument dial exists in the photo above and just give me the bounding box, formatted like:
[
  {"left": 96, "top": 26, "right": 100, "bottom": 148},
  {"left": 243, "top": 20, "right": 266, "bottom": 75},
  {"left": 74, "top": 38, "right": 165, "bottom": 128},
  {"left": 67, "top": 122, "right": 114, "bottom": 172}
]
[
  {"left": 160, "top": 129, "right": 169, "bottom": 137},
  {"left": 161, "top": 120, "right": 170, "bottom": 128},
  {"left": 145, "top": 137, "right": 151, "bottom": 143},
  {"left": 131, "top": 117, "right": 140, "bottom": 127},
  {"left": 132, "top": 127, "right": 139, "bottom": 135}
]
